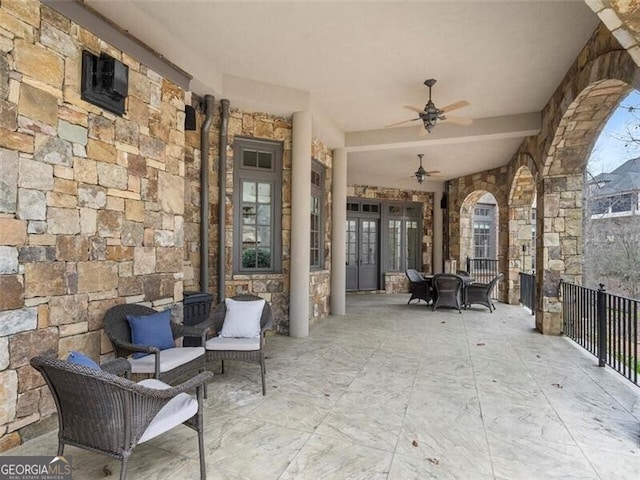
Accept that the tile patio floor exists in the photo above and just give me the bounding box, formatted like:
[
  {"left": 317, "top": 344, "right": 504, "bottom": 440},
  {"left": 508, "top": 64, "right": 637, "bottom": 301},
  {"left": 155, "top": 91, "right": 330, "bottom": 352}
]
[{"left": 3, "top": 294, "right": 640, "bottom": 479}]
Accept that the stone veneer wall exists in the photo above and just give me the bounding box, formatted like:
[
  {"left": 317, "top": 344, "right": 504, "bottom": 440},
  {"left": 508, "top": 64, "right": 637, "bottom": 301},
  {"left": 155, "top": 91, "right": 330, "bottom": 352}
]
[
  {"left": 0, "top": 2, "right": 187, "bottom": 450},
  {"left": 448, "top": 167, "right": 509, "bottom": 303},
  {"left": 347, "top": 185, "right": 434, "bottom": 274},
  {"left": 183, "top": 108, "right": 334, "bottom": 333},
  {"left": 446, "top": 25, "right": 638, "bottom": 331},
  {"left": 309, "top": 138, "right": 333, "bottom": 324},
  {"left": 183, "top": 108, "right": 291, "bottom": 333}
]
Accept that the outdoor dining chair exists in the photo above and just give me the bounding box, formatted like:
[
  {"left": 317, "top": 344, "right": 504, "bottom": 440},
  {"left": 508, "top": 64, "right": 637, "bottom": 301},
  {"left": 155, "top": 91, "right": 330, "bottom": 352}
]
[
  {"left": 432, "top": 273, "right": 464, "bottom": 313},
  {"left": 30, "top": 355, "right": 213, "bottom": 480},
  {"left": 465, "top": 272, "right": 504, "bottom": 312},
  {"left": 406, "top": 269, "right": 433, "bottom": 304}
]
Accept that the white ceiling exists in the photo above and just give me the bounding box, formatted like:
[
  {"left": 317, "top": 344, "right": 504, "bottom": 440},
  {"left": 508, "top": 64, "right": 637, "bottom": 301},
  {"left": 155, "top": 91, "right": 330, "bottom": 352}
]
[{"left": 86, "top": 0, "right": 600, "bottom": 191}]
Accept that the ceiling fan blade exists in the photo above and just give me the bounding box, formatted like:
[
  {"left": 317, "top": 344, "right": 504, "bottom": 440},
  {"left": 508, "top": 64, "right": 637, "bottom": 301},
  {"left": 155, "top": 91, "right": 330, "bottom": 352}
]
[
  {"left": 385, "top": 118, "right": 420, "bottom": 128},
  {"left": 442, "top": 115, "right": 473, "bottom": 126},
  {"left": 403, "top": 105, "right": 425, "bottom": 113},
  {"left": 426, "top": 170, "right": 441, "bottom": 175},
  {"left": 440, "top": 100, "right": 470, "bottom": 113}
]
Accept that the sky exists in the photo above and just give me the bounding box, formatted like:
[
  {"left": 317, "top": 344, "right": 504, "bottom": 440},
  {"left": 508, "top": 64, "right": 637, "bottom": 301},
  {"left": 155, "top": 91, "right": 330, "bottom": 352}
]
[{"left": 587, "top": 90, "right": 640, "bottom": 175}]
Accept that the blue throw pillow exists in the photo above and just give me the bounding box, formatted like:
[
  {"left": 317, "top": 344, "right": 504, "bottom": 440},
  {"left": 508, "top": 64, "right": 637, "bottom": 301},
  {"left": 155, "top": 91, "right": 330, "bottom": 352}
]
[
  {"left": 126, "top": 309, "right": 175, "bottom": 359},
  {"left": 67, "top": 351, "right": 101, "bottom": 370}
]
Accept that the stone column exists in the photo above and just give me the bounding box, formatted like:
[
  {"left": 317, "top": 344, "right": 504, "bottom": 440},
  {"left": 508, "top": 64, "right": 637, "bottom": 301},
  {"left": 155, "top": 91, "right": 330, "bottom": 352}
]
[
  {"left": 432, "top": 191, "right": 444, "bottom": 274},
  {"left": 331, "top": 148, "right": 347, "bottom": 315},
  {"left": 290, "top": 111, "right": 312, "bottom": 337}
]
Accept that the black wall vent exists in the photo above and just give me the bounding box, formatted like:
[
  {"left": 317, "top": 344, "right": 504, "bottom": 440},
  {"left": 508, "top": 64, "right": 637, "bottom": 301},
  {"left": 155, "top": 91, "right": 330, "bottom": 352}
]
[
  {"left": 184, "top": 104, "right": 197, "bottom": 131},
  {"left": 440, "top": 192, "right": 448, "bottom": 209},
  {"left": 81, "top": 50, "right": 128, "bottom": 116}
]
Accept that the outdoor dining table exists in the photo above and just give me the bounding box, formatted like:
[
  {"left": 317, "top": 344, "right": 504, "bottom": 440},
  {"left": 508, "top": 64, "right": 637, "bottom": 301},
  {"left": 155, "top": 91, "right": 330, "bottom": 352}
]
[{"left": 421, "top": 272, "right": 474, "bottom": 307}]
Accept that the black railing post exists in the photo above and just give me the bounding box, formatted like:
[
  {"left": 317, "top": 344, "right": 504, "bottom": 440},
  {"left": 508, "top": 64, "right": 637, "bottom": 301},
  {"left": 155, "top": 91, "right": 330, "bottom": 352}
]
[
  {"left": 466, "top": 257, "right": 471, "bottom": 273},
  {"left": 597, "top": 283, "right": 607, "bottom": 368}
]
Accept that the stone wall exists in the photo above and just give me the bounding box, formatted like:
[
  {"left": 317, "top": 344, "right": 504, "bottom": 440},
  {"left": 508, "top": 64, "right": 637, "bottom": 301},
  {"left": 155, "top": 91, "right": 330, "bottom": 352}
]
[
  {"left": 0, "top": 2, "right": 186, "bottom": 450},
  {"left": 384, "top": 272, "right": 410, "bottom": 294},
  {"left": 447, "top": 167, "right": 510, "bottom": 302},
  {"left": 309, "top": 138, "right": 333, "bottom": 324},
  {"left": 183, "top": 108, "right": 292, "bottom": 333},
  {"left": 347, "top": 185, "right": 434, "bottom": 273},
  {"left": 183, "top": 108, "right": 335, "bottom": 333},
  {"left": 446, "top": 24, "right": 638, "bottom": 331}
]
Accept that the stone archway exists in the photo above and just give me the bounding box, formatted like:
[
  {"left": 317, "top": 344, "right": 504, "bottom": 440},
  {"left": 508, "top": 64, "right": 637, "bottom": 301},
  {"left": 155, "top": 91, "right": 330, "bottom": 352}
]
[
  {"left": 457, "top": 185, "right": 508, "bottom": 302},
  {"left": 507, "top": 154, "right": 538, "bottom": 304},
  {"left": 538, "top": 77, "right": 634, "bottom": 334}
]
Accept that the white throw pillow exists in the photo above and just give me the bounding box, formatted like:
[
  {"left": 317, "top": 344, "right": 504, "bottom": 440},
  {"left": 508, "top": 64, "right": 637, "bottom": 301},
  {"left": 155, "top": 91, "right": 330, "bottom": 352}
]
[{"left": 219, "top": 298, "right": 265, "bottom": 338}]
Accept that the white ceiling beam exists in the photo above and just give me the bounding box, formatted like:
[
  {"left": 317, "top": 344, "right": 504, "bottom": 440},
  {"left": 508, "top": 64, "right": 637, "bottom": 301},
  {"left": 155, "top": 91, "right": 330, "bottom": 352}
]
[{"left": 345, "top": 112, "right": 541, "bottom": 152}]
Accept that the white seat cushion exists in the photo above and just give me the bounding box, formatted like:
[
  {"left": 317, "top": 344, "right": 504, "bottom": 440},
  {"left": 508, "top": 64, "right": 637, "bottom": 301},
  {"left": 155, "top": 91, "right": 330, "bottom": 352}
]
[
  {"left": 137, "top": 378, "right": 197, "bottom": 444},
  {"left": 205, "top": 336, "right": 260, "bottom": 351},
  {"left": 129, "top": 347, "right": 204, "bottom": 374}
]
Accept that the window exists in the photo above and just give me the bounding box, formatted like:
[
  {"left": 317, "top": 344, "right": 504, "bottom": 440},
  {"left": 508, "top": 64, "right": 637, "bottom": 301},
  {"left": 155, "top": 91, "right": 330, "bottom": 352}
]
[
  {"left": 531, "top": 207, "right": 536, "bottom": 270},
  {"left": 590, "top": 193, "right": 638, "bottom": 217},
  {"left": 473, "top": 203, "right": 495, "bottom": 259},
  {"left": 233, "top": 138, "right": 282, "bottom": 273},
  {"left": 385, "top": 203, "right": 421, "bottom": 272},
  {"left": 310, "top": 160, "right": 325, "bottom": 269}
]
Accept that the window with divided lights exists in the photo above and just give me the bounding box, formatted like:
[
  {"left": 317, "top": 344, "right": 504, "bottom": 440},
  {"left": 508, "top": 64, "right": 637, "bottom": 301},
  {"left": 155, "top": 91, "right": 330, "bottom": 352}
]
[
  {"left": 385, "top": 203, "right": 421, "bottom": 272},
  {"left": 473, "top": 203, "right": 495, "bottom": 259},
  {"left": 310, "top": 161, "right": 325, "bottom": 269},
  {"left": 233, "top": 138, "right": 282, "bottom": 273}
]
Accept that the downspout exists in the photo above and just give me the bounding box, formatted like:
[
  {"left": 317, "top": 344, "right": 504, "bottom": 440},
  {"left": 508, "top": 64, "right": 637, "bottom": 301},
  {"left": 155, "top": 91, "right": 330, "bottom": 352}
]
[
  {"left": 200, "top": 95, "right": 215, "bottom": 293},
  {"left": 218, "top": 99, "right": 230, "bottom": 303}
]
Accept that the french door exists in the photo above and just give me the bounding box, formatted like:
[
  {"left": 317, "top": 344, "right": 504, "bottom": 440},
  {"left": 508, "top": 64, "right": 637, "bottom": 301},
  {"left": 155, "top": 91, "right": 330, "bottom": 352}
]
[{"left": 346, "top": 218, "right": 379, "bottom": 290}]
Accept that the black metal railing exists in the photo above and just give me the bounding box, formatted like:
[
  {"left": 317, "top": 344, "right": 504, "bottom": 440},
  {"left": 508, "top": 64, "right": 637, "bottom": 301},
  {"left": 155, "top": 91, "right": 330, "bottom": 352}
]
[
  {"left": 466, "top": 258, "right": 500, "bottom": 299},
  {"left": 519, "top": 272, "right": 535, "bottom": 315},
  {"left": 561, "top": 280, "right": 639, "bottom": 386}
]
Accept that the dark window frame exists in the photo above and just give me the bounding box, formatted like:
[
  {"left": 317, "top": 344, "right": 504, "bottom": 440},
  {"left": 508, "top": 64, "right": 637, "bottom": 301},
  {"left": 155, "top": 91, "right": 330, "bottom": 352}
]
[
  {"left": 310, "top": 159, "right": 325, "bottom": 270},
  {"left": 472, "top": 203, "right": 496, "bottom": 259},
  {"left": 383, "top": 201, "right": 423, "bottom": 273},
  {"left": 233, "top": 137, "right": 283, "bottom": 274}
]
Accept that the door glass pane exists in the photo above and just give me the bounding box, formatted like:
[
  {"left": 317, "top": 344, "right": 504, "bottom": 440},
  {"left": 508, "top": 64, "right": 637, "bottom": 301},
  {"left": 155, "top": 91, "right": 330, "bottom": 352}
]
[
  {"left": 362, "top": 220, "right": 376, "bottom": 265},
  {"left": 346, "top": 220, "right": 357, "bottom": 265},
  {"left": 388, "top": 220, "right": 401, "bottom": 270}
]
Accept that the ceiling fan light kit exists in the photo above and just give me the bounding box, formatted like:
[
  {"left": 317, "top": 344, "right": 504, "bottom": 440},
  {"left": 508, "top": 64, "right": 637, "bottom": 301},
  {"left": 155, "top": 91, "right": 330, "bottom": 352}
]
[
  {"left": 415, "top": 154, "right": 427, "bottom": 184},
  {"left": 422, "top": 79, "right": 440, "bottom": 133},
  {"left": 385, "top": 78, "right": 472, "bottom": 133}
]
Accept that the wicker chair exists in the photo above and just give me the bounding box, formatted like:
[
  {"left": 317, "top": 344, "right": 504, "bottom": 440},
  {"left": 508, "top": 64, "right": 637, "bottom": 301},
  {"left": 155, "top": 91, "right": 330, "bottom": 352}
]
[
  {"left": 103, "top": 304, "right": 207, "bottom": 385},
  {"left": 199, "top": 294, "right": 273, "bottom": 395},
  {"left": 432, "top": 273, "right": 464, "bottom": 313},
  {"left": 30, "top": 356, "right": 213, "bottom": 480},
  {"left": 465, "top": 272, "right": 503, "bottom": 312},
  {"left": 406, "top": 269, "right": 433, "bottom": 305}
]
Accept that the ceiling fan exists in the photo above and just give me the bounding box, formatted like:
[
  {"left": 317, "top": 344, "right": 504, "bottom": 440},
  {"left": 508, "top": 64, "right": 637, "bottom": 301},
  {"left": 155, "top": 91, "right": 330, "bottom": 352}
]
[
  {"left": 386, "top": 79, "right": 472, "bottom": 133},
  {"left": 414, "top": 154, "right": 440, "bottom": 184}
]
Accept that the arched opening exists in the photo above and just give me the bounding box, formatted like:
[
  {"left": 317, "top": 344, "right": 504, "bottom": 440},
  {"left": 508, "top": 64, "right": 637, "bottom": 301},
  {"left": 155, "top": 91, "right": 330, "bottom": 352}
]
[
  {"left": 460, "top": 190, "right": 500, "bottom": 286},
  {"left": 539, "top": 78, "right": 632, "bottom": 334},
  {"left": 584, "top": 89, "right": 640, "bottom": 298},
  {"left": 508, "top": 156, "right": 537, "bottom": 304}
]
